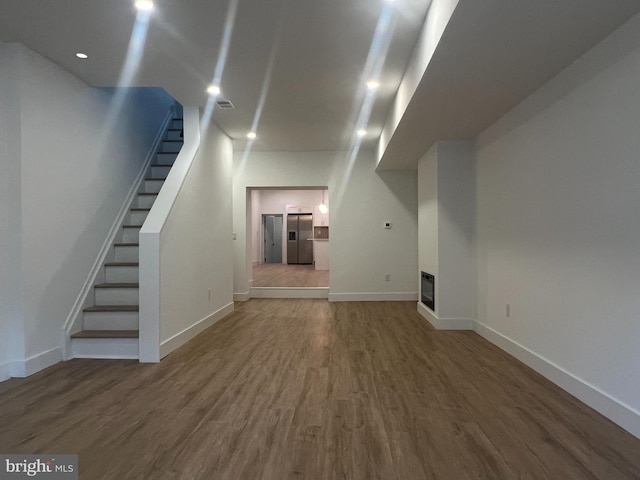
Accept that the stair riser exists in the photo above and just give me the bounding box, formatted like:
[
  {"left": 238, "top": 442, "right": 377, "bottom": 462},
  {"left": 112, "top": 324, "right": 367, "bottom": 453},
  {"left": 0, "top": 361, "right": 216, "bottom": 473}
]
[
  {"left": 129, "top": 211, "right": 149, "bottom": 225},
  {"left": 83, "top": 311, "right": 139, "bottom": 330},
  {"left": 165, "top": 130, "right": 183, "bottom": 141},
  {"left": 156, "top": 153, "right": 178, "bottom": 165},
  {"left": 95, "top": 288, "right": 139, "bottom": 306},
  {"left": 114, "top": 245, "right": 139, "bottom": 262},
  {"left": 142, "top": 179, "right": 164, "bottom": 194},
  {"left": 71, "top": 337, "right": 138, "bottom": 359},
  {"left": 122, "top": 227, "right": 141, "bottom": 243},
  {"left": 171, "top": 119, "right": 183, "bottom": 130},
  {"left": 161, "top": 141, "right": 182, "bottom": 153},
  {"left": 150, "top": 165, "right": 170, "bottom": 178},
  {"left": 134, "top": 195, "right": 157, "bottom": 209},
  {"left": 105, "top": 266, "right": 139, "bottom": 283}
]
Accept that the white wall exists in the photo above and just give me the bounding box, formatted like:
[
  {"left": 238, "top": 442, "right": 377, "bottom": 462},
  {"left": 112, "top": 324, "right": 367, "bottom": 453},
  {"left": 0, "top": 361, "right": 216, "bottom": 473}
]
[
  {"left": 417, "top": 141, "right": 475, "bottom": 328},
  {"left": 378, "top": 0, "right": 459, "bottom": 165},
  {"left": 158, "top": 120, "right": 234, "bottom": 353},
  {"left": 0, "top": 41, "right": 21, "bottom": 381},
  {"left": 233, "top": 149, "right": 418, "bottom": 301},
  {"left": 0, "top": 42, "right": 175, "bottom": 378},
  {"left": 475, "top": 14, "right": 640, "bottom": 437}
]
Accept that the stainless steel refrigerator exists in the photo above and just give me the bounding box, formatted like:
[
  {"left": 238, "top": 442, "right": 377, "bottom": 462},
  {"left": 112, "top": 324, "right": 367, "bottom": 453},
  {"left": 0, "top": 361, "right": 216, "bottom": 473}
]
[{"left": 287, "top": 214, "right": 313, "bottom": 264}]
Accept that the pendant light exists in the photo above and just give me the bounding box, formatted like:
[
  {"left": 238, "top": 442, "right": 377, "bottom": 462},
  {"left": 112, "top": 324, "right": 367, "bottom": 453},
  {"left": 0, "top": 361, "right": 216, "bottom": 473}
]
[{"left": 319, "top": 189, "right": 328, "bottom": 214}]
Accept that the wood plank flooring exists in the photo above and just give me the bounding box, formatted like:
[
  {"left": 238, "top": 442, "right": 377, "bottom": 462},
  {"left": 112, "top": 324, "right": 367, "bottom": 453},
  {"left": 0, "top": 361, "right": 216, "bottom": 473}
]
[
  {"left": 1, "top": 299, "right": 639, "bottom": 479},
  {"left": 252, "top": 263, "right": 329, "bottom": 287}
]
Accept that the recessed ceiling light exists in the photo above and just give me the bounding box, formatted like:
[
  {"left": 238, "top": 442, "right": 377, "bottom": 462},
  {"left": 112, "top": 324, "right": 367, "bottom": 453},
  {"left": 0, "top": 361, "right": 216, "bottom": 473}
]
[
  {"left": 357, "top": 129, "right": 367, "bottom": 137},
  {"left": 134, "top": 0, "right": 154, "bottom": 11},
  {"left": 207, "top": 84, "right": 221, "bottom": 96},
  {"left": 247, "top": 132, "right": 257, "bottom": 140},
  {"left": 75, "top": 53, "right": 88, "bottom": 59},
  {"left": 366, "top": 80, "right": 380, "bottom": 90}
]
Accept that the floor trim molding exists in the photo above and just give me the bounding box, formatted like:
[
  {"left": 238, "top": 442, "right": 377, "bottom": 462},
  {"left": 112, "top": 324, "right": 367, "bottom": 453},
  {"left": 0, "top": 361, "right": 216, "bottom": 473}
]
[
  {"left": 416, "top": 302, "right": 474, "bottom": 329},
  {"left": 329, "top": 292, "right": 418, "bottom": 302},
  {"left": 251, "top": 287, "right": 329, "bottom": 299},
  {"left": 9, "top": 347, "right": 62, "bottom": 378},
  {"left": 474, "top": 320, "right": 640, "bottom": 439},
  {"left": 160, "top": 302, "right": 235, "bottom": 358},
  {"left": 234, "top": 291, "right": 251, "bottom": 302}
]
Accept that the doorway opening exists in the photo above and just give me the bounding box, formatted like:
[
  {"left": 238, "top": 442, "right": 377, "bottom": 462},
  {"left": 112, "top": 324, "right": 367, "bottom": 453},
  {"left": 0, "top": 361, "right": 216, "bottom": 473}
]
[
  {"left": 250, "top": 187, "right": 329, "bottom": 289},
  {"left": 262, "top": 214, "right": 283, "bottom": 264}
]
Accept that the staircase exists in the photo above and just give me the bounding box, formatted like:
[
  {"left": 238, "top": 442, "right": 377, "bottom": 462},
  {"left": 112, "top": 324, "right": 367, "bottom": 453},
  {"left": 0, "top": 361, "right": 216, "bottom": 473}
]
[{"left": 70, "top": 115, "right": 184, "bottom": 359}]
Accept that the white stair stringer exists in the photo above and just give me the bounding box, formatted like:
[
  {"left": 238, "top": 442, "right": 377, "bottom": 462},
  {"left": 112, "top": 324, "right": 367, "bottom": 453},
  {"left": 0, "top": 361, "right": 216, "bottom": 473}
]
[{"left": 70, "top": 116, "right": 184, "bottom": 359}]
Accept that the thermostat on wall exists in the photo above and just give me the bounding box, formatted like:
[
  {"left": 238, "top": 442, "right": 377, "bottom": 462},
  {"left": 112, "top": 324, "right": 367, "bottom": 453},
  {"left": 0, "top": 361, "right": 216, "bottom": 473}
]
[{"left": 384, "top": 221, "right": 391, "bottom": 229}]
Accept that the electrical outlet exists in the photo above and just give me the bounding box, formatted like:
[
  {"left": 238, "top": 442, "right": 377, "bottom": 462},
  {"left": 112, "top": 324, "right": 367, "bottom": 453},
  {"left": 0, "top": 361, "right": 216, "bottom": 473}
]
[
  {"left": 385, "top": 274, "right": 391, "bottom": 282},
  {"left": 506, "top": 303, "right": 511, "bottom": 317}
]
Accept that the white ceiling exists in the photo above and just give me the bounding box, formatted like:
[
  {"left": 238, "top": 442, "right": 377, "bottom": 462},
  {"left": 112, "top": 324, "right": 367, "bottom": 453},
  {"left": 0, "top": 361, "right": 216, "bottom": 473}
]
[
  {"left": 0, "top": 0, "right": 430, "bottom": 152},
  {"left": 1, "top": 0, "right": 640, "bottom": 167},
  {"left": 377, "top": 0, "right": 640, "bottom": 169}
]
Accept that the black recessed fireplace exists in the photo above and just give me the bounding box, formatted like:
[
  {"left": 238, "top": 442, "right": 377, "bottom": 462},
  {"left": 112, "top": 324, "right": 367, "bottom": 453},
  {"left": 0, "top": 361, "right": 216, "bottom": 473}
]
[{"left": 421, "top": 272, "right": 435, "bottom": 311}]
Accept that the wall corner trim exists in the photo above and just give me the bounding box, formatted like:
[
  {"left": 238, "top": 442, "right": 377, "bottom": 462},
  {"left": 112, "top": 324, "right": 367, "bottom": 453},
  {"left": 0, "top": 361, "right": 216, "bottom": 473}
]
[
  {"left": 473, "top": 320, "right": 640, "bottom": 440},
  {"left": 416, "top": 302, "right": 474, "bottom": 330},
  {"left": 233, "top": 291, "right": 251, "bottom": 302},
  {"left": 8, "top": 347, "right": 63, "bottom": 378}
]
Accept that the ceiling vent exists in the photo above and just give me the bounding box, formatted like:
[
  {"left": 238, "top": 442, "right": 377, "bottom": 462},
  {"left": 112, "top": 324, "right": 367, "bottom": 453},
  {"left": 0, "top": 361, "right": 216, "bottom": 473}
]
[{"left": 216, "top": 99, "right": 235, "bottom": 109}]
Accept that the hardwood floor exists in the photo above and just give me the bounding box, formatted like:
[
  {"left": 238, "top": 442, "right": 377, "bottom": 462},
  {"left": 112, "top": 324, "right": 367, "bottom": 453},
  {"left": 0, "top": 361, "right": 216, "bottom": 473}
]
[
  {"left": 1, "top": 299, "right": 639, "bottom": 479},
  {"left": 252, "top": 263, "right": 329, "bottom": 287}
]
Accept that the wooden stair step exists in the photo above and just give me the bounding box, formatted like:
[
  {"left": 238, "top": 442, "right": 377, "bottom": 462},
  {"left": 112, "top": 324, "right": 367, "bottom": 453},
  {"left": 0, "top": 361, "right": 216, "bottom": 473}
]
[
  {"left": 94, "top": 283, "right": 139, "bottom": 289},
  {"left": 71, "top": 330, "right": 139, "bottom": 339},
  {"left": 83, "top": 305, "right": 139, "bottom": 312}
]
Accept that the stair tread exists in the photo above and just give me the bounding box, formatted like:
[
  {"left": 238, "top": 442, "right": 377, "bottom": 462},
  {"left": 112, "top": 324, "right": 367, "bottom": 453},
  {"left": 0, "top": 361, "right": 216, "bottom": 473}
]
[
  {"left": 104, "top": 262, "right": 139, "bottom": 267},
  {"left": 95, "top": 283, "right": 139, "bottom": 289},
  {"left": 71, "top": 330, "right": 139, "bottom": 339},
  {"left": 83, "top": 305, "right": 139, "bottom": 312}
]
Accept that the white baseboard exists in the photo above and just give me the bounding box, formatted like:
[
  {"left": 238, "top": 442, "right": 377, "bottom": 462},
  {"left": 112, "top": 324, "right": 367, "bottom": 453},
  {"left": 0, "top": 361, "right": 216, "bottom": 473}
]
[
  {"left": 416, "top": 302, "right": 474, "bottom": 330},
  {"left": 234, "top": 291, "right": 251, "bottom": 302},
  {"left": 474, "top": 320, "right": 640, "bottom": 440},
  {"left": 251, "top": 287, "right": 329, "bottom": 299},
  {"left": 329, "top": 292, "right": 418, "bottom": 302},
  {"left": 160, "top": 302, "right": 235, "bottom": 359},
  {"left": 9, "top": 347, "right": 62, "bottom": 378}
]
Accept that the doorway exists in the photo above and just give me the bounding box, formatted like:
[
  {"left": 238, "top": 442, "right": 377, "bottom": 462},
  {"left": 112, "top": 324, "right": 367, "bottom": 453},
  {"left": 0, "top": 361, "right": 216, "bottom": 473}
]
[{"left": 262, "top": 214, "right": 283, "bottom": 264}]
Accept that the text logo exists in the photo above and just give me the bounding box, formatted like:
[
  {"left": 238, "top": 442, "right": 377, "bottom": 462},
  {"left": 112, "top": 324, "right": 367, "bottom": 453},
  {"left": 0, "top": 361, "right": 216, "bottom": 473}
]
[{"left": 0, "top": 455, "right": 77, "bottom": 479}]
